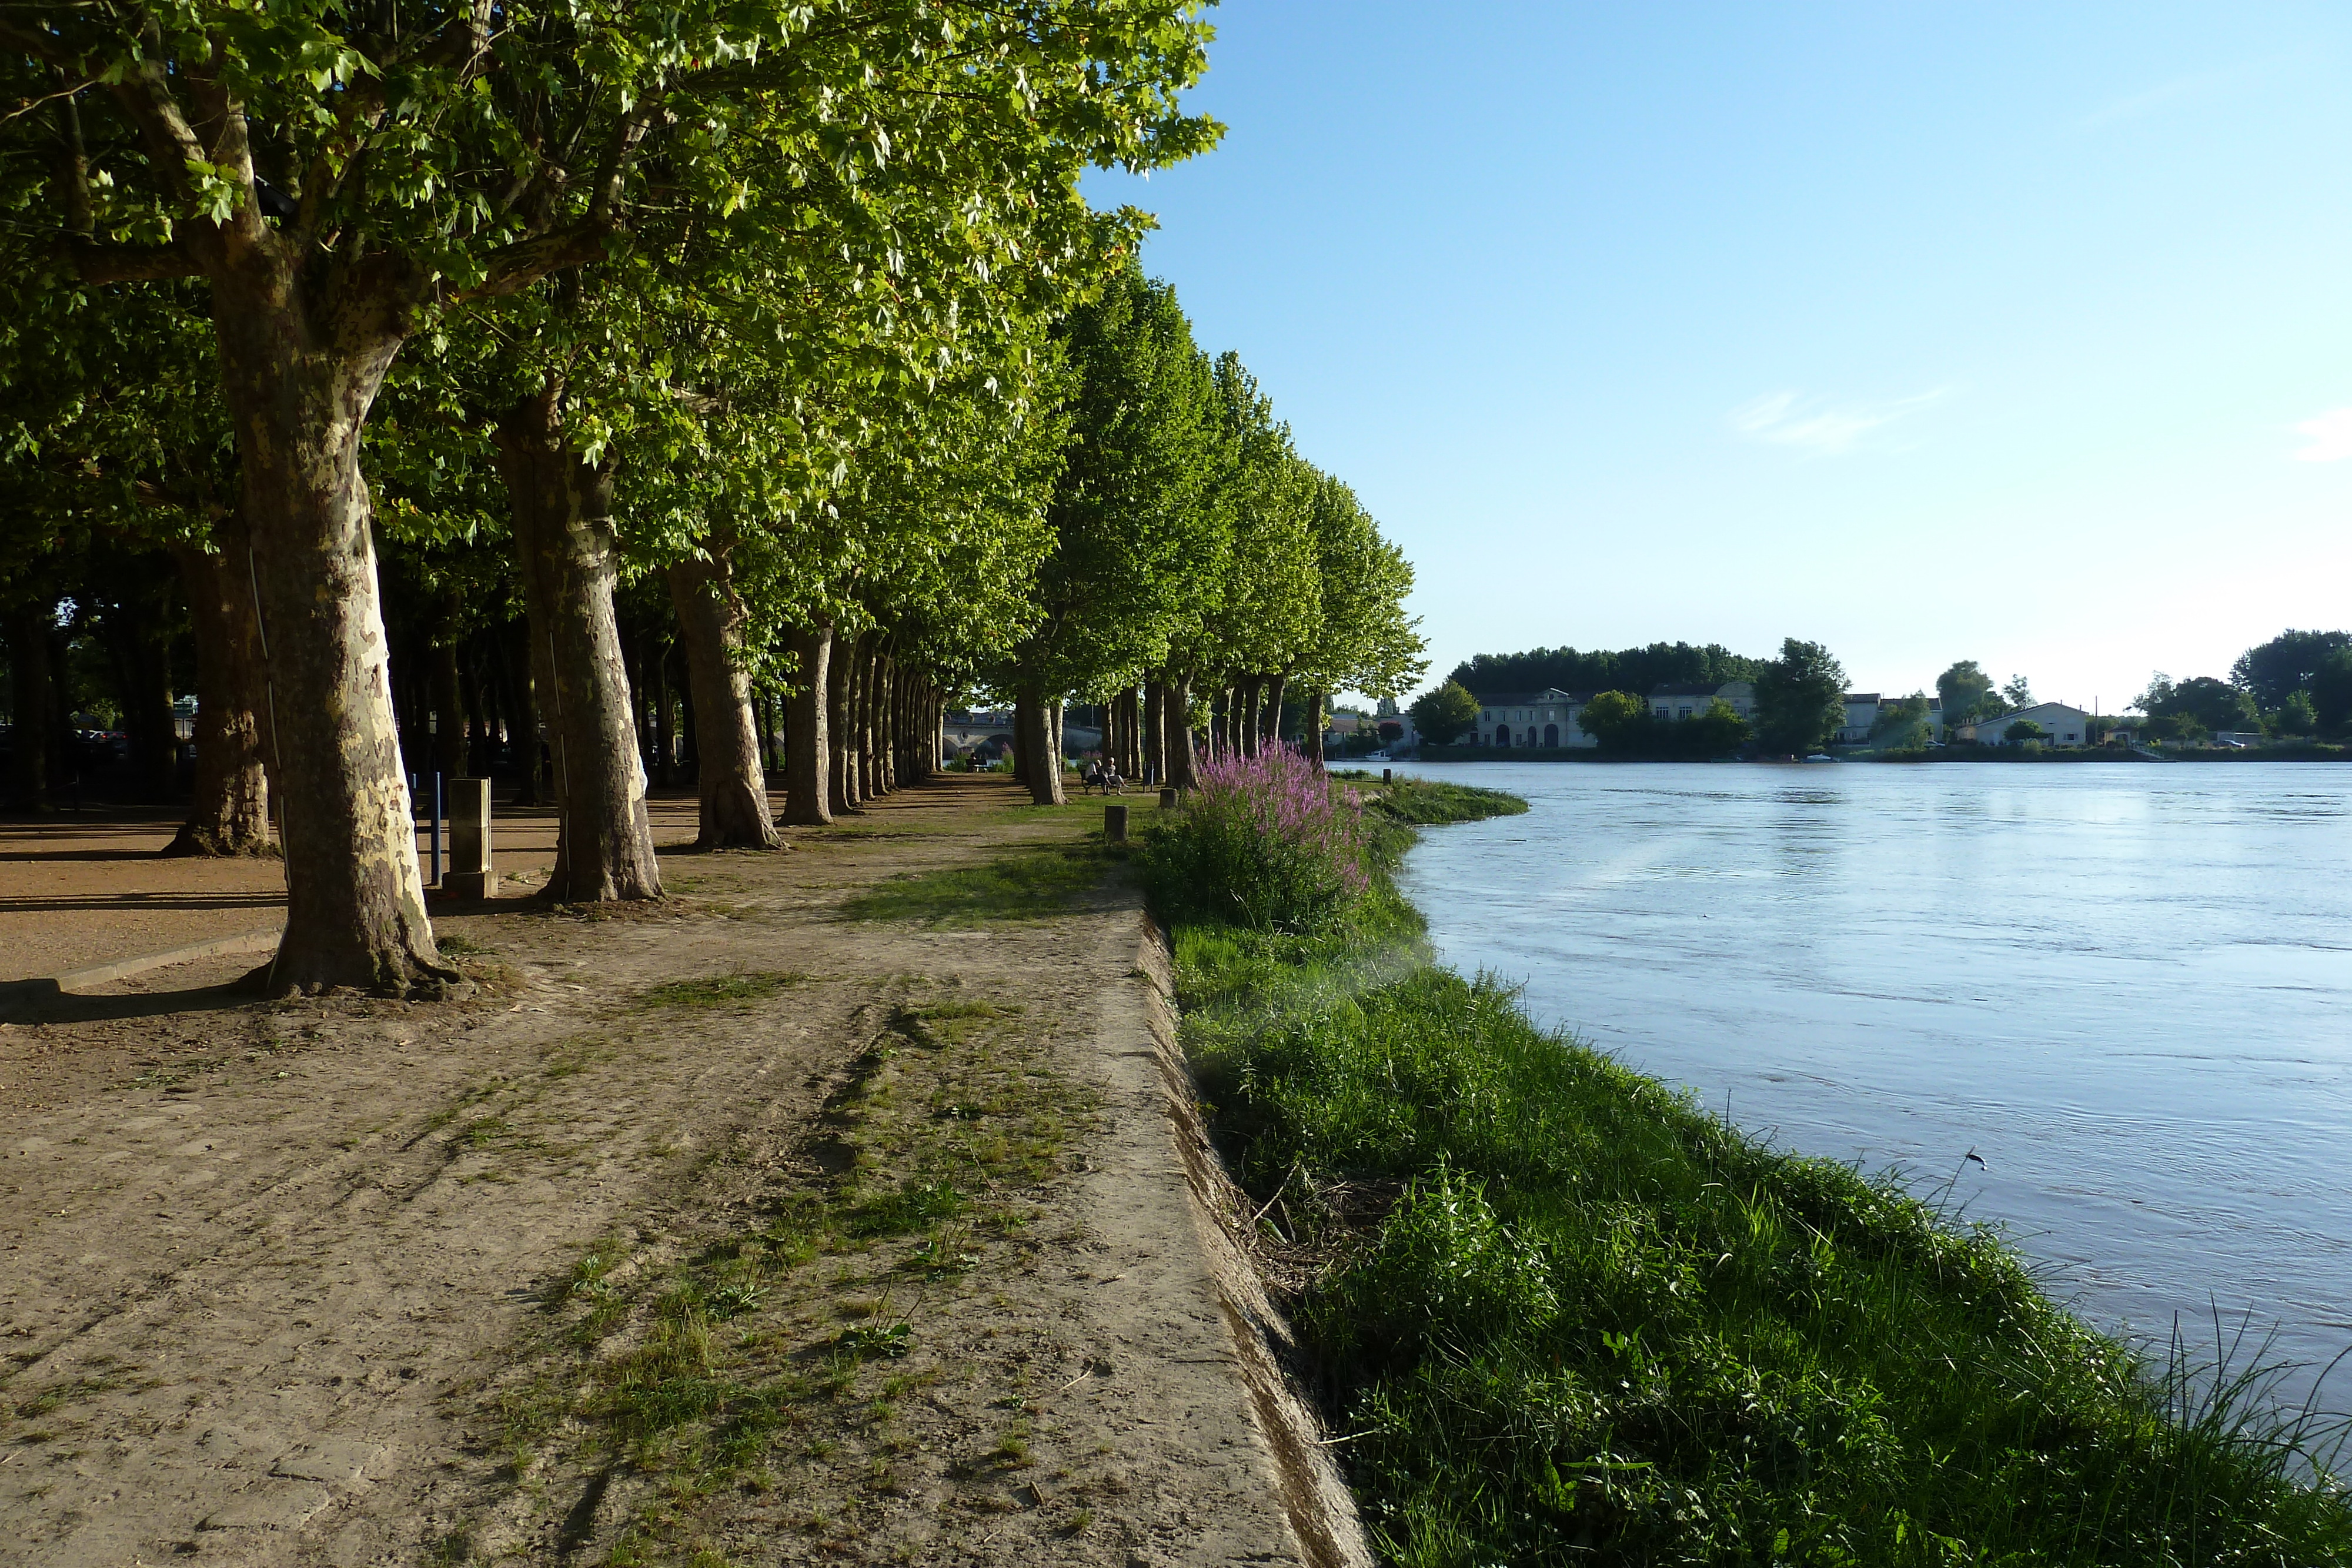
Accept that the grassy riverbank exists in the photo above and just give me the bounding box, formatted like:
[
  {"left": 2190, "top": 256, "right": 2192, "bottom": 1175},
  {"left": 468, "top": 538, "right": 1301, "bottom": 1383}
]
[{"left": 1148, "top": 769, "right": 2352, "bottom": 1564}]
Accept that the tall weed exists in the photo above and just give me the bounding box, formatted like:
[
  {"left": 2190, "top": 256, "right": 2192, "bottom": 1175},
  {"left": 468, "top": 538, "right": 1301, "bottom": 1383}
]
[{"left": 1141, "top": 747, "right": 1370, "bottom": 932}]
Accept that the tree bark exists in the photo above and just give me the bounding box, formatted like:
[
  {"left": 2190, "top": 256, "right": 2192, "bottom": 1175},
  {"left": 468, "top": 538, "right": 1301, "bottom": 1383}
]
[
  {"left": 667, "top": 553, "right": 778, "bottom": 849},
  {"left": 1164, "top": 676, "right": 1198, "bottom": 788},
  {"left": 1017, "top": 685, "right": 1065, "bottom": 804},
  {"left": 495, "top": 389, "right": 662, "bottom": 903},
  {"left": 1261, "top": 673, "right": 1288, "bottom": 753},
  {"left": 5, "top": 600, "right": 59, "bottom": 813},
  {"left": 828, "top": 633, "right": 858, "bottom": 813},
  {"left": 876, "top": 652, "right": 897, "bottom": 794},
  {"left": 214, "top": 291, "right": 447, "bottom": 991},
  {"left": 1143, "top": 681, "right": 1164, "bottom": 784},
  {"left": 166, "top": 530, "right": 273, "bottom": 855},
  {"left": 850, "top": 639, "right": 874, "bottom": 798},
  {"left": 1300, "top": 688, "right": 1328, "bottom": 770},
  {"left": 782, "top": 623, "right": 833, "bottom": 826}
]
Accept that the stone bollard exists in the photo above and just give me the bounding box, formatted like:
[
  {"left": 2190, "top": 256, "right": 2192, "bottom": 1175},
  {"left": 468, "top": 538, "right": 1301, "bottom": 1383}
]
[
  {"left": 1382, "top": 768, "right": 1393, "bottom": 784},
  {"left": 1104, "top": 803, "right": 1129, "bottom": 843},
  {"left": 1158, "top": 787, "right": 1178, "bottom": 811},
  {"left": 443, "top": 777, "right": 497, "bottom": 900}
]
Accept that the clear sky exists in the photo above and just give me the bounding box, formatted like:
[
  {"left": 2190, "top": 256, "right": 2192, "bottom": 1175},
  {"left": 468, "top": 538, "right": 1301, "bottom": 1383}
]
[{"left": 1085, "top": 3, "right": 2352, "bottom": 711}]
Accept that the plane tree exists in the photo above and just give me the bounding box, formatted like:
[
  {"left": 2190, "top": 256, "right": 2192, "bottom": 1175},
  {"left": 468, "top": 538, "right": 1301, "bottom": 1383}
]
[
  {"left": 4, "top": 0, "right": 1215, "bottom": 991},
  {"left": 999, "top": 263, "right": 1220, "bottom": 803},
  {"left": 1287, "top": 467, "right": 1425, "bottom": 766}
]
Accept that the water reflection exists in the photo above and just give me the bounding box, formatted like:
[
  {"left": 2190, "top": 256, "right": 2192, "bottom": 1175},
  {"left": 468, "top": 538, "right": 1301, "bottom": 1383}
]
[{"left": 1391, "top": 760, "right": 2352, "bottom": 1411}]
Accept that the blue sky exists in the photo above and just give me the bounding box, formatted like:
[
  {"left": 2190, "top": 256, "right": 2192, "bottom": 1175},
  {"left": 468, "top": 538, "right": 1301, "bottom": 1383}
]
[{"left": 1085, "top": 3, "right": 2352, "bottom": 710}]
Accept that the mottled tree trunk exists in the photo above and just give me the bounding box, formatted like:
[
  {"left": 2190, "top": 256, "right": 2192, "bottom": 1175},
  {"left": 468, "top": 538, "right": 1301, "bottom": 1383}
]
[
  {"left": 853, "top": 640, "right": 877, "bottom": 797},
  {"left": 1300, "top": 688, "right": 1328, "bottom": 770},
  {"left": 496, "top": 389, "right": 661, "bottom": 904},
  {"left": 876, "top": 652, "right": 897, "bottom": 794},
  {"left": 1164, "top": 676, "right": 1198, "bottom": 788},
  {"left": 6, "top": 599, "right": 58, "bottom": 813},
  {"left": 1261, "top": 673, "right": 1288, "bottom": 753},
  {"left": 667, "top": 553, "right": 777, "bottom": 849},
  {"left": 216, "top": 295, "right": 447, "bottom": 991},
  {"left": 828, "top": 634, "right": 857, "bottom": 813},
  {"left": 1143, "top": 681, "right": 1165, "bottom": 784},
  {"left": 1017, "top": 684, "right": 1065, "bottom": 805},
  {"left": 783, "top": 623, "right": 832, "bottom": 826},
  {"left": 166, "top": 531, "right": 273, "bottom": 855}
]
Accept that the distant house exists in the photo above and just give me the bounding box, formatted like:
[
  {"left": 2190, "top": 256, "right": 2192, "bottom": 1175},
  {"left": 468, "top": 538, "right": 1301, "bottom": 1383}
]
[
  {"left": 1375, "top": 697, "right": 1416, "bottom": 750},
  {"left": 1962, "top": 701, "right": 2093, "bottom": 747},
  {"left": 1472, "top": 688, "right": 1595, "bottom": 749},
  {"left": 1836, "top": 693, "right": 1883, "bottom": 745},
  {"left": 1649, "top": 680, "right": 1755, "bottom": 724}
]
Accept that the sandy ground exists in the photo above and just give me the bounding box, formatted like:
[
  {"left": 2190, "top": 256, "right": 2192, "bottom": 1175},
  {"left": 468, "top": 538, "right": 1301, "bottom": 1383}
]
[
  {"left": 0, "top": 793, "right": 699, "bottom": 985},
  {"left": 0, "top": 778, "right": 1349, "bottom": 1567}
]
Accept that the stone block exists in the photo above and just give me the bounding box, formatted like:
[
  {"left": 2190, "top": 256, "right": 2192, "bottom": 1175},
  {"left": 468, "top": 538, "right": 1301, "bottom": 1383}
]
[{"left": 444, "top": 777, "right": 497, "bottom": 899}]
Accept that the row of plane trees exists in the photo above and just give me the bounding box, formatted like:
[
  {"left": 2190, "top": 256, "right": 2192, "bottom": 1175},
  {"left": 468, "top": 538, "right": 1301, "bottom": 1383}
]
[{"left": 0, "top": 4, "right": 1424, "bottom": 996}]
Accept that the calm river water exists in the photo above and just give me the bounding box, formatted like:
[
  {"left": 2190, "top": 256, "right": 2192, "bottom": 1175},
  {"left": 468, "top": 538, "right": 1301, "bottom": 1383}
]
[{"left": 1391, "top": 760, "right": 2352, "bottom": 1407}]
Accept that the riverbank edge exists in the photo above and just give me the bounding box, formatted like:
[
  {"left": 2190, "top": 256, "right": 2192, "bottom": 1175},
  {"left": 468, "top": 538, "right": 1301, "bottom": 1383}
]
[
  {"left": 1151, "top": 778, "right": 2352, "bottom": 1562},
  {"left": 1130, "top": 921, "right": 1377, "bottom": 1568}
]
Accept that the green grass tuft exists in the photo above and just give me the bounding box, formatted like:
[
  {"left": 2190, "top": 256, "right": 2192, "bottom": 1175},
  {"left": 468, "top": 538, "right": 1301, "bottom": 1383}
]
[{"left": 1367, "top": 776, "right": 1530, "bottom": 826}]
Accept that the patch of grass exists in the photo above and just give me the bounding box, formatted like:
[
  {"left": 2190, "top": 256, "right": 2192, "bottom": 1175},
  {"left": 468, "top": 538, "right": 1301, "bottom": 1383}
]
[
  {"left": 1161, "top": 791, "right": 2352, "bottom": 1566},
  {"left": 634, "top": 971, "right": 810, "bottom": 1009},
  {"left": 838, "top": 842, "right": 1112, "bottom": 927},
  {"left": 1365, "top": 775, "right": 1529, "bottom": 826},
  {"left": 845, "top": 1179, "right": 963, "bottom": 1238},
  {"left": 460, "top": 1115, "right": 511, "bottom": 1148}
]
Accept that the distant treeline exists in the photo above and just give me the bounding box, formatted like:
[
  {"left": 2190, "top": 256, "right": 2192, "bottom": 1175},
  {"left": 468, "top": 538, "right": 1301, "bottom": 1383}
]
[{"left": 1448, "top": 641, "right": 1764, "bottom": 696}]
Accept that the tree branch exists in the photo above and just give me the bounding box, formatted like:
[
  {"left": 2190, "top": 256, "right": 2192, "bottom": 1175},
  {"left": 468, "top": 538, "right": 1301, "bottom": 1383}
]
[
  {"left": 452, "top": 223, "right": 616, "bottom": 302},
  {"left": 62, "top": 239, "right": 203, "bottom": 283}
]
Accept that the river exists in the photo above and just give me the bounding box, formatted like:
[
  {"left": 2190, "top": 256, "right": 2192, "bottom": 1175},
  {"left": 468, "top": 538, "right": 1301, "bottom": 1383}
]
[{"left": 1390, "top": 759, "right": 2352, "bottom": 1411}]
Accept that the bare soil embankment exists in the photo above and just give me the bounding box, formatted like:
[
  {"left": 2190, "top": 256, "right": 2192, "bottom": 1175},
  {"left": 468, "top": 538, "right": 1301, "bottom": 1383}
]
[{"left": 0, "top": 777, "right": 1359, "bottom": 1567}]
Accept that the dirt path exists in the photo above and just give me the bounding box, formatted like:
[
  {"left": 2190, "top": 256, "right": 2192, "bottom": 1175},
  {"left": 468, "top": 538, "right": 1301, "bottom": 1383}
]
[{"left": 0, "top": 778, "right": 1355, "bottom": 1567}]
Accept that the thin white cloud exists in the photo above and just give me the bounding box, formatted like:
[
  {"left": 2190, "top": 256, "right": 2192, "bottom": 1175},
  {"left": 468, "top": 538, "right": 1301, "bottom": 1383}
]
[
  {"left": 2291, "top": 407, "right": 2352, "bottom": 463},
  {"left": 1729, "top": 388, "right": 1945, "bottom": 456},
  {"left": 2082, "top": 59, "right": 2279, "bottom": 129}
]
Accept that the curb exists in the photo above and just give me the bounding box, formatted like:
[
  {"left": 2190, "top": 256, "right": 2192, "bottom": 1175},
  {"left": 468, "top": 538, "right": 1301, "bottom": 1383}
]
[{"left": 7, "top": 928, "right": 288, "bottom": 999}]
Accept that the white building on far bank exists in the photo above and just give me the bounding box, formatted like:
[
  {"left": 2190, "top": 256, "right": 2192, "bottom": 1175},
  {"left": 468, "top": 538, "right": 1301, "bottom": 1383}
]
[
  {"left": 1960, "top": 701, "right": 2094, "bottom": 747},
  {"left": 1474, "top": 689, "right": 1595, "bottom": 749},
  {"left": 1648, "top": 680, "right": 1755, "bottom": 723}
]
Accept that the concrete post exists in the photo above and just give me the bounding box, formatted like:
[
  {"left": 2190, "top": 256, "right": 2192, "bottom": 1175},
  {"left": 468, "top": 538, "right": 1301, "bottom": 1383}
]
[
  {"left": 1104, "top": 803, "right": 1129, "bottom": 843},
  {"left": 1382, "top": 768, "right": 1392, "bottom": 784},
  {"left": 1158, "top": 787, "right": 1178, "bottom": 811},
  {"left": 444, "top": 777, "right": 497, "bottom": 900}
]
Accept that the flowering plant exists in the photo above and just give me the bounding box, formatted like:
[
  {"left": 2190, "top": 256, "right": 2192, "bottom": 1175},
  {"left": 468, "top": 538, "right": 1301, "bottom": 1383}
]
[{"left": 1141, "top": 746, "right": 1369, "bottom": 931}]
